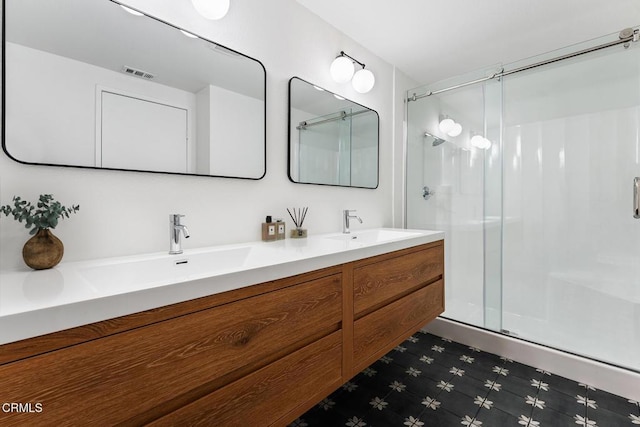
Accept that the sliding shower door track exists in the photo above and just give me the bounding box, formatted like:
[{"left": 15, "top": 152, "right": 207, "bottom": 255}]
[{"left": 408, "top": 27, "right": 639, "bottom": 102}]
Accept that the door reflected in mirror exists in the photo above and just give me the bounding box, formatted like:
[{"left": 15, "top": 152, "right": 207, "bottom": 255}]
[
  {"left": 2, "top": 0, "right": 266, "bottom": 179},
  {"left": 288, "top": 77, "right": 379, "bottom": 188}
]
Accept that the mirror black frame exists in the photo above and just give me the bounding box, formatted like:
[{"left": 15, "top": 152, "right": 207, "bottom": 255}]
[
  {"left": 1, "top": 0, "right": 267, "bottom": 180},
  {"left": 287, "top": 76, "right": 379, "bottom": 189}
]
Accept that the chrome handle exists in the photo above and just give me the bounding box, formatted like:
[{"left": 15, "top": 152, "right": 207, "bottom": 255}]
[{"left": 634, "top": 177, "right": 640, "bottom": 219}]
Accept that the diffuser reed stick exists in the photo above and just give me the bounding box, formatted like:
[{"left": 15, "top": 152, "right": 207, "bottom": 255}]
[{"left": 287, "top": 207, "right": 308, "bottom": 238}]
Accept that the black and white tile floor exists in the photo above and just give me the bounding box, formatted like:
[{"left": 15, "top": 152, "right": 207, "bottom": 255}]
[{"left": 290, "top": 331, "right": 640, "bottom": 426}]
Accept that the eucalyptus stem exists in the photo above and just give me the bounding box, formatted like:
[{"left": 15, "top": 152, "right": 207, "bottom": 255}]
[{"left": 1, "top": 194, "right": 80, "bottom": 235}]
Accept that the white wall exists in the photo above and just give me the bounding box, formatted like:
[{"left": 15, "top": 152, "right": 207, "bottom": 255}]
[{"left": 0, "top": 0, "right": 406, "bottom": 269}]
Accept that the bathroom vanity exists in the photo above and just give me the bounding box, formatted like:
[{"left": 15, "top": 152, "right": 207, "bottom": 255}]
[{"left": 0, "top": 229, "right": 444, "bottom": 426}]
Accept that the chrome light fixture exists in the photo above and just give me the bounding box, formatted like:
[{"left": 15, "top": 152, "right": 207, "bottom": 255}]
[
  {"left": 330, "top": 51, "right": 375, "bottom": 93},
  {"left": 191, "top": 0, "right": 230, "bottom": 20}
]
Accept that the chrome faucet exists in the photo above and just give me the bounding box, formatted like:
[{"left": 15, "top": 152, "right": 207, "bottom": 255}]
[
  {"left": 343, "top": 209, "right": 363, "bottom": 234},
  {"left": 169, "top": 214, "right": 190, "bottom": 254}
]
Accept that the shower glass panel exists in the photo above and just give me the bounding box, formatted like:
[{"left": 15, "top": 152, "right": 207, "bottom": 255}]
[
  {"left": 406, "top": 28, "right": 640, "bottom": 371},
  {"left": 501, "top": 36, "right": 640, "bottom": 370},
  {"left": 298, "top": 110, "right": 352, "bottom": 185},
  {"left": 406, "top": 68, "right": 503, "bottom": 330}
]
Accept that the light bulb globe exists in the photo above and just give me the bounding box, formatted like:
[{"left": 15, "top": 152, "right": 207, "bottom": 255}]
[
  {"left": 352, "top": 68, "right": 375, "bottom": 93},
  {"left": 448, "top": 122, "right": 462, "bottom": 137},
  {"left": 439, "top": 118, "right": 455, "bottom": 134},
  {"left": 471, "top": 135, "right": 485, "bottom": 148},
  {"left": 330, "top": 56, "right": 354, "bottom": 83},
  {"left": 191, "top": 0, "right": 230, "bottom": 20}
]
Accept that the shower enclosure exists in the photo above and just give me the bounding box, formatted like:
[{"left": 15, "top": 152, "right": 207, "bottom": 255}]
[{"left": 406, "top": 28, "right": 640, "bottom": 372}]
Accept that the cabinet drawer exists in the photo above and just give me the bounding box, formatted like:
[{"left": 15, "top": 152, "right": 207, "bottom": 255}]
[
  {"left": 0, "top": 274, "right": 342, "bottom": 426},
  {"left": 150, "top": 331, "right": 343, "bottom": 427},
  {"left": 354, "top": 244, "right": 443, "bottom": 317},
  {"left": 353, "top": 280, "right": 443, "bottom": 372}
]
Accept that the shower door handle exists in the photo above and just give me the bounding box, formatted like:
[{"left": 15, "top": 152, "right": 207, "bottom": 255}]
[{"left": 635, "top": 177, "right": 640, "bottom": 219}]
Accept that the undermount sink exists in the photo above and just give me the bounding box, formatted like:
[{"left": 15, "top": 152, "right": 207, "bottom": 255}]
[{"left": 324, "top": 229, "right": 423, "bottom": 244}]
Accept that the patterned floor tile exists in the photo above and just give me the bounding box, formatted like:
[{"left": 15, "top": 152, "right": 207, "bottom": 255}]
[
  {"left": 530, "top": 406, "right": 577, "bottom": 426},
  {"left": 402, "top": 374, "right": 442, "bottom": 398},
  {"left": 419, "top": 409, "right": 465, "bottom": 427},
  {"left": 544, "top": 372, "right": 584, "bottom": 397},
  {"left": 474, "top": 406, "right": 521, "bottom": 425},
  {"left": 453, "top": 374, "right": 492, "bottom": 400},
  {"left": 588, "top": 387, "right": 640, "bottom": 416},
  {"left": 363, "top": 407, "right": 406, "bottom": 427},
  {"left": 488, "top": 389, "right": 535, "bottom": 419},
  {"left": 499, "top": 373, "right": 540, "bottom": 398},
  {"left": 503, "top": 359, "right": 544, "bottom": 382},
  {"left": 588, "top": 405, "right": 639, "bottom": 426},
  {"left": 432, "top": 389, "right": 480, "bottom": 418},
  {"left": 289, "top": 332, "right": 634, "bottom": 427},
  {"left": 541, "top": 388, "right": 587, "bottom": 418}
]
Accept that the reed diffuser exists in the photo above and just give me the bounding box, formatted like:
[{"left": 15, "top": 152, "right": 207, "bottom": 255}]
[{"left": 287, "top": 207, "right": 308, "bottom": 238}]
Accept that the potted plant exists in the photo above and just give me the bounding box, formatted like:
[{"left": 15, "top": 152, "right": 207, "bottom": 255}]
[{"left": 1, "top": 194, "right": 80, "bottom": 269}]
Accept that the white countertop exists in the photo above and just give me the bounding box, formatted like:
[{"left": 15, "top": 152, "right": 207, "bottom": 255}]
[{"left": 0, "top": 228, "right": 444, "bottom": 345}]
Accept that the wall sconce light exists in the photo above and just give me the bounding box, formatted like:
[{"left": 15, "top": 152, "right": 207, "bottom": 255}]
[
  {"left": 439, "top": 116, "right": 462, "bottom": 137},
  {"left": 191, "top": 0, "right": 230, "bottom": 20},
  {"left": 471, "top": 134, "right": 492, "bottom": 149},
  {"left": 330, "top": 51, "right": 375, "bottom": 93}
]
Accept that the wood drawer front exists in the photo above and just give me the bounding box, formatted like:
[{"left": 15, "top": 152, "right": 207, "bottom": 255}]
[
  {"left": 150, "top": 331, "right": 343, "bottom": 427},
  {"left": 353, "top": 280, "right": 444, "bottom": 372},
  {"left": 353, "top": 244, "right": 443, "bottom": 317},
  {"left": 0, "top": 274, "right": 342, "bottom": 426}
]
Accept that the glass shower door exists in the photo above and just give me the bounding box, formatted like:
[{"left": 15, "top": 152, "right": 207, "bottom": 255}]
[
  {"left": 406, "top": 72, "right": 503, "bottom": 330},
  {"left": 501, "top": 37, "right": 640, "bottom": 371},
  {"left": 406, "top": 29, "right": 640, "bottom": 371}
]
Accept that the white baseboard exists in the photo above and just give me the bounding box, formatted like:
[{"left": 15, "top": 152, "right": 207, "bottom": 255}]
[{"left": 423, "top": 317, "right": 640, "bottom": 401}]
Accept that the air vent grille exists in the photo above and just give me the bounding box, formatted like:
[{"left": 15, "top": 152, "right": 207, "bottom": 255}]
[{"left": 121, "top": 66, "right": 155, "bottom": 80}]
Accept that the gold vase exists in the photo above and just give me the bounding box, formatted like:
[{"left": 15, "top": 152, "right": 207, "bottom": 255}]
[{"left": 22, "top": 228, "right": 64, "bottom": 270}]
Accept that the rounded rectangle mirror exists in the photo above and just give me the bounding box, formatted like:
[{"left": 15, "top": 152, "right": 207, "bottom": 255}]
[
  {"left": 288, "top": 77, "right": 379, "bottom": 188},
  {"left": 2, "top": 0, "right": 266, "bottom": 179}
]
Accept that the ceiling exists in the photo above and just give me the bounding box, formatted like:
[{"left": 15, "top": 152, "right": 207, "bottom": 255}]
[{"left": 296, "top": 0, "right": 640, "bottom": 87}]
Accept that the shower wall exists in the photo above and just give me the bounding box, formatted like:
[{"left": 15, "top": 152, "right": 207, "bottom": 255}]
[{"left": 406, "top": 32, "right": 640, "bottom": 371}]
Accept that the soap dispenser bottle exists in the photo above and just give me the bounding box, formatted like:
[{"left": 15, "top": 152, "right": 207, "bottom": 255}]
[
  {"left": 262, "top": 216, "right": 277, "bottom": 242},
  {"left": 276, "top": 219, "right": 286, "bottom": 240}
]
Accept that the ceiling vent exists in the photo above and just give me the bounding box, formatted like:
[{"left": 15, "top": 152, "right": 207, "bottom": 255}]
[{"left": 121, "top": 66, "right": 155, "bottom": 80}]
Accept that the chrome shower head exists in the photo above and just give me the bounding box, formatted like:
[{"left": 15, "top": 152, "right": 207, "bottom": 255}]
[{"left": 425, "top": 132, "right": 446, "bottom": 147}]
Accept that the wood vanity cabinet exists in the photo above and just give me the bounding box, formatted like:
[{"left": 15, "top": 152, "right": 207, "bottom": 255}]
[
  {"left": 350, "top": 244, "right": 445, "bottom": 374},
  {"left": 0, "top": 240, "right": 443, "bottom": 426}
]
